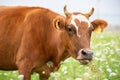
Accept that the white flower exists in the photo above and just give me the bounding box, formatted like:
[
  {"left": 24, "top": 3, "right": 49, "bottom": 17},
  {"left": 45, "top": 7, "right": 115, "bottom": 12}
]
[
  {"left": 99, "top": 66, "right": 102, "bottom": 71},
  {"left": 111, "top": 59, "right": 116, "bottom": 62},
  {"left": 84, "top": 72, "right": 89, "bottom": 77},
  {"left": 106, "top": 68, "right": 112, "bottom": 72},
  {"left": 64, "top": 58, "right": 70, "bottom": 62},
  {"left": 12, "top": 71, "right": 17, "bottom": 74},
  {"left": 50, "top": 72, "right": 60, "bottom": 77},
  {"left": 75, "top": 78, "right": 82, "bottom": 80},
  {"left": 104, "top": 78, "right": 108, "bottom": 80},
  {"left": 95, "top": 52, "right": 101, "bottom": 56},
  {"left": 10, "top": 78, "right": 13, "bottom": 80},
  {"left": 99, "top": 58, "right": 105, "bottom": 61},
  {"left": 94, "top": 57, "right": 99, "bottom": 61},
  {"left": 61, "top": 66, "right": 67, "bottom": 72},
  {"left": 50, "top": 72, "right": 55, "bottom": 77},
  {"left": 4, "top": 73, "right": 7, "bottom": 76},
  {"left": 55, "top": 72, "right": 60, "bottom": 77},
  {"left": 106, "top": 65, "right": 109, "bottom": 68},
  {"left": 35, "top": 73, "right": 39, "bottom": 77},
  {"left": 100, "top": 35, "right": 104, "bottom": 39},
  {"left": 110, "top": 72, "right": 117, "bottom": 77},
  {"left": 66, "top": 78, "right": 72, "bottom": 80},
  {"left": 50, "top": 72, "right": 56, "bottom": 77},
  {"left": 63, "top": 71, "right": 68, "bottom": 74},
  {"left": 18, "top": 75, "right": 24, "bottom": 80}
]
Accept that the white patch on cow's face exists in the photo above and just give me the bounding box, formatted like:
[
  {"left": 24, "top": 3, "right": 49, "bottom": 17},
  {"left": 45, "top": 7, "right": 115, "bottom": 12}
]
[
  {"left": 18, "top": 75, "right": 24, "bottom": 80},
  {"left": 70, "top": 14, "right": 90, "bottom": 37},
  {"left": 71, "top": 17, "right": 80, "bottom": 37}
]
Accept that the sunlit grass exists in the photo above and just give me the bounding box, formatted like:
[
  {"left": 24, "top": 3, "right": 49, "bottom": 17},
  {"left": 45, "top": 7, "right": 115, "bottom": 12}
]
[
  {"left": 0, "top": 32, "right": 120, "bottom": 80},
  {"left": 91, "top": 32, "right": 120, "bottom": 80}
]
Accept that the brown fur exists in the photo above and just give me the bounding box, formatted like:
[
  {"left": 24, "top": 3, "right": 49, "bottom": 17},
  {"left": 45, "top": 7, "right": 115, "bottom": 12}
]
[{"left": 0, "top": 6, "right": 66, "bottom": 80}]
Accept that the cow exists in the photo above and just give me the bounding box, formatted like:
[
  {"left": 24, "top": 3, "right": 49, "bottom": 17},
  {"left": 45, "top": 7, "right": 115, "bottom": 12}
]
[{"left": 0, "top": 5, "right": 108, "bottom": 80}]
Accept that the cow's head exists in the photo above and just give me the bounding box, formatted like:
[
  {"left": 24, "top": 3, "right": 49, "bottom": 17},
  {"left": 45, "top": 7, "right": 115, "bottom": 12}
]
[{"left": 54, "top": 6, "right": 108, "bottom": 65}]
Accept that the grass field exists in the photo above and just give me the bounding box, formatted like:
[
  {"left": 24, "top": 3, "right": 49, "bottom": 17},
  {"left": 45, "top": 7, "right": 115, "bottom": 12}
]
[{"left": 0, "top": 32, "right": 120, "bottom": 80}]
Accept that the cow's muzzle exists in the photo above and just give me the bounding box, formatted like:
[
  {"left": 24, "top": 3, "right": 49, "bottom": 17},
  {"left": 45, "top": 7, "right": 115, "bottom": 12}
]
[{"left": 77, "top": 49, "right": 93, "bottom": 65}]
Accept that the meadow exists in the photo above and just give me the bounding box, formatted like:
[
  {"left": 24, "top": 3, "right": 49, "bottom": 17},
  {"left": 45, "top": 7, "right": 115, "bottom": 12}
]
[{"left": 0, "top": 32, "right": 120, "bottom": 80}]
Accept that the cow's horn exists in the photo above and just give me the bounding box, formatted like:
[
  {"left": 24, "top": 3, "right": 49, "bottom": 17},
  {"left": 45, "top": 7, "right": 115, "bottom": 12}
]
[
  {"left": 86, "top": 8, "right": 94, "bottom": 17},
  {"left": 64, "top": 5, "right": 71, "bottom": 16}
]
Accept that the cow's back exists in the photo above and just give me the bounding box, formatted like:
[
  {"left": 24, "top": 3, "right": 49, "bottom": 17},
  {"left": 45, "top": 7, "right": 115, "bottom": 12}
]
[{"left": 0, "top": 6, "right": 61, "bottom": 70}]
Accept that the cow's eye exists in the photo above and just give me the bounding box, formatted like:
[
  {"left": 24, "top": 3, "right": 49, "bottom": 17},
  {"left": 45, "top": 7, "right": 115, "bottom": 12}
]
[
  {"left": 66, "top": 25, "right": 76, "bottom": 35},
  {"left": 68, "top": 28, "right": 72, "bottom": 32},
  {"left": 67, "top": 26, "right": 76, "bottom": 35}
]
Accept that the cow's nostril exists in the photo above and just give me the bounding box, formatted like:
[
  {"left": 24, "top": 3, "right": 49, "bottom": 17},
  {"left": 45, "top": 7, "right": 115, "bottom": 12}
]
[
  {"left": 81, "top": 50, "right": 87, "bottom": 55},
  {"left": 77, "top": 49, "right": 93, "bottom": 64},
  {"left": 81, "top": 50, "right": 93, "bottom": 57}
]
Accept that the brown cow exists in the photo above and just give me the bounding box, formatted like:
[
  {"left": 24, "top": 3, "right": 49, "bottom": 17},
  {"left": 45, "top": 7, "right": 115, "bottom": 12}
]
[{"left": 0, "top": 6, "right": 107, "bottom": 80}]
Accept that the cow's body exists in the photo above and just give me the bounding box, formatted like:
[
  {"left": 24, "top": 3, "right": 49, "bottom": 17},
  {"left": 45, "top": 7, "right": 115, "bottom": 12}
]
[
  {"left": 0, "top": 6, "right": 66, "bottom": 79},
  {"left": 0, "top": 6, "right": 107, "bottom": 80}
]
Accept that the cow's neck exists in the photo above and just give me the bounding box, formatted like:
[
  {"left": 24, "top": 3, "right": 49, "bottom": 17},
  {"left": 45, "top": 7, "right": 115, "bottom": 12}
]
[
  {"left": 59, "top": 31, "right": 70, "bottom": 61},
  {"left": 48, "top": 50, "right": 70, "bottom": 72},
  {"left": 60, "top": 50, "right": 70, "bottom": 61},
  {"left": 50, "top": 31, "right": 70, "bottom": 71}
]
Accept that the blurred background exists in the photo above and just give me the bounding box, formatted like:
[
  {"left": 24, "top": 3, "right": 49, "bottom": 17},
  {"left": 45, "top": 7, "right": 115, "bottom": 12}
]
[
  {"left": 0, "top": 0, "right": 120, "bottom": 31},
  {"left": 0, "top": 0, "right": 120, "bottom": 80}
]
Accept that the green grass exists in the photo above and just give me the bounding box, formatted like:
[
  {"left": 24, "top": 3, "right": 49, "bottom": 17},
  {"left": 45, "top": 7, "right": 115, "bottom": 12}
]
[{"left": 0, "top": 32, "right": 120, "bottom": 80}]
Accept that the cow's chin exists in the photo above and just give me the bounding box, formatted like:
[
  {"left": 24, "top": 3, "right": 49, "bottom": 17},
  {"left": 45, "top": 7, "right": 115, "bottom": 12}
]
[{"left": 79, "top": 59, "right": 91, "bottom": 65}]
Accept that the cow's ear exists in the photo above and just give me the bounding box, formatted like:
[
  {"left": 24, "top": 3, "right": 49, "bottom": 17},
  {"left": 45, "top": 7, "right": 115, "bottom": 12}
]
[
  {"left": 91, "top": 19, "right": 108, "bottom": 33},
  {"left": 54, "top": 18, "right": 65, "bottom": 30}
]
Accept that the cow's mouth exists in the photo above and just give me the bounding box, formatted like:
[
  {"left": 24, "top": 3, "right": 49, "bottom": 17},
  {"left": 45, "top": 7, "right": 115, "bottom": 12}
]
[{"left": 79, "top": 59, "right": 92, "bottom": 65}]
